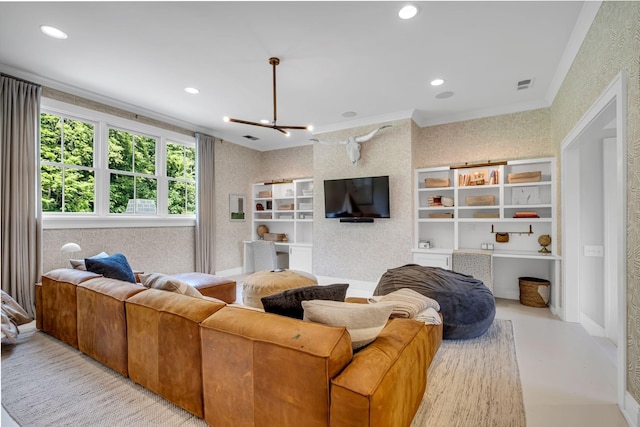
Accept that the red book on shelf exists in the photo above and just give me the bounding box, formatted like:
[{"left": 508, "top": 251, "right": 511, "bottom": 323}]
[{"left": 514, "top": 212, "right": 539, "bottom": 218}]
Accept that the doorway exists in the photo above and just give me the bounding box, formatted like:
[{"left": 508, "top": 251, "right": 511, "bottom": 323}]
[{"left": 561, "top": 71, "right": 627, "bottom": 408}]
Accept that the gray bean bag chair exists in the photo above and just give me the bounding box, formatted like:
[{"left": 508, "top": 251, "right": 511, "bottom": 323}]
[{"left": 374, "top": 264, "right": 495, "bottom": 339}]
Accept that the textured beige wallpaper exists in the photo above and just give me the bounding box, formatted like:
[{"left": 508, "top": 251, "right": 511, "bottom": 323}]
[
  {"left": 43, "top": 227, "right": 195, "bottom": 274},
  {"left": 415, "top": 108, "right": 553, "bottom": 168},
  {"left": 42, "top": 87, "right": 194, "bottom": 136},
  {"left": 550, "top": 1, "right": 640, "bottom": 402},
  {"left": 214, "top": 140, "right": 261, "bottom": 272},
  {"left": 213, "top": 141, "right": 313, "bottom": 272},
  {"left": 313, "top": 119, "right": 413, "bottom": 282},
  {"left": 256, "top": 145, "right": 313, "bottom": 183}
]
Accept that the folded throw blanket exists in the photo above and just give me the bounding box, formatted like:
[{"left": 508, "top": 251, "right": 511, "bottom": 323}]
[
  {"left": 369, "top": 288, "right": 440, "bottom": 318},
  {"left": 415, "top": 307, "right": 442, "bottom": 325}
]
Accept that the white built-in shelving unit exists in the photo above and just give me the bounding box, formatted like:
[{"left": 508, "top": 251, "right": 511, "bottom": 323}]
[
  {"left": 246, "top": 178, "right": 313, "bottom": 273},
  {"left": 413, "top": 157, "right": 560, "bottom": 300}
]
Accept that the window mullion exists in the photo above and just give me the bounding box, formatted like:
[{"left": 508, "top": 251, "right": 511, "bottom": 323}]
[
  {"left": 157, "top": 137, "right": 167, "bottom": 217},
  {"left": 95, "top": 120, "right": 108, "bottom": 216}
]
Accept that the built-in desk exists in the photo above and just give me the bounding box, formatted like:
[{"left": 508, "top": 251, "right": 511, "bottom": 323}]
[
  {"left": 243, "top": 241, "right": 313, "bottom": 274},
  {"left": 412, "top": 248, "right": 561, "bottom": 303}
]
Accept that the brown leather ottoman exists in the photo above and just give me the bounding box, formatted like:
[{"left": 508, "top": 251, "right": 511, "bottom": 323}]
[{"left": 172, "top": 272, "right": 236, "bottom": 303}]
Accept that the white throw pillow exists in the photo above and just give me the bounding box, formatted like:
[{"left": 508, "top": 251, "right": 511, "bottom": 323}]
[
  {"left": 69, "top": 251, "right": 109, "bottom": 270},
  {"left": 139, "top": 273, "right": 203, "bottom": 299},
  {"left": 302, "top": 300, "right": 393, "bottom": 350}
]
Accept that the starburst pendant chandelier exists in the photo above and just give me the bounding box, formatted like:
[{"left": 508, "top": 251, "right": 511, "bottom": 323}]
[{"left": 223, "top": 57, "right": 313, "bottom": 137}]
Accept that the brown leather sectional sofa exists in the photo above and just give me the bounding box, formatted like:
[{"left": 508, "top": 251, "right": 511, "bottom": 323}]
[{"left": 36, "top": 268, "right": 443, "bottom": 427}]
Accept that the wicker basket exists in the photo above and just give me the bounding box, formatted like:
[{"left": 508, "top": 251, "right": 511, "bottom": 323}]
[{"left": 518, "top": 277, "right": 550, "bottom": 307}]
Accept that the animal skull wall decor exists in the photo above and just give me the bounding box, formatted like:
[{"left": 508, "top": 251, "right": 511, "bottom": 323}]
[{"left": 310, "top": 125, "right": 392, "bottom": 167}]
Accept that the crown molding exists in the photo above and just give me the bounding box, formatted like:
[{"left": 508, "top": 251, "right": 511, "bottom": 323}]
[
  {"left": 311, "top": 110, "right": 413, "bottom": 135},
  {"left": 0, "top": 63, "right": 221, "bottom": 139},
  {"left": 414, "top": 99, "right": 549, "bottom": 128},
  {"left": 544, "top": 1, "right": 602, "bottom": 106}
]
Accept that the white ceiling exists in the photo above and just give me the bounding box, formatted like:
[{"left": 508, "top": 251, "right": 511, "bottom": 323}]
[{"left": 0, "top": 1, "right": 597, "bottom": 151}]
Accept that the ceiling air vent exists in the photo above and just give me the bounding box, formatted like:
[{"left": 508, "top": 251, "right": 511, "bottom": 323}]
[
  {"left": 517, "top": 79, "right": 534, "bottom": 90},
  {"left": 243, "top": 135, "right": 260, "bottom": 141}
]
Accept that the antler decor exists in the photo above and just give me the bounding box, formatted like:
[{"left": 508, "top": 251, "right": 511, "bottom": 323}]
[{"left": 310, "top": 125, "right": 392, "bottom": 167}]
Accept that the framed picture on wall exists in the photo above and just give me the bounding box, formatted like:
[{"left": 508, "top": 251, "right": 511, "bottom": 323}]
[{"left": 229, "top": 194, "right": 245, "bottom": 221}]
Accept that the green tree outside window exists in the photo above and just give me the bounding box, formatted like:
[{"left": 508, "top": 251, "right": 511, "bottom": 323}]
[
  {"left": 108, "top": 128, "right": 158, "bottom": 214},
  {"left": 167, "top": 142, "right": 196, "bottom": 215},
  {"left": 40, "top": 113, "right": 95, "bottom": 213}
]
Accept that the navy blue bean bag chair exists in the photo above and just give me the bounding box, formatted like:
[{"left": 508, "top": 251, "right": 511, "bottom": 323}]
[{"left": 374, "top": 264, "right": 495, "bottom": 339}]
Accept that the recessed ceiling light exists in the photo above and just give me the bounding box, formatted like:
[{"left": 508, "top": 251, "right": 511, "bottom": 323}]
[
  {"left": 341, "top": 111, "right": 357, "bottom": 118},
  {"left": 184, "top": 87, "right": 199, "bottom": 94},
  {"left": 430, "top": 79, "right": 445, "bottom": 86},
  {"left": 398, "top": 5, "right": 418, "bottom": 20},
  {"left": 40, "top": 25, "right": 67, "bottom": 39},
  {"left": 435, "top": 91, "right": 454, "bottom": 99},
  {"left": 260, "top": 119, "right": 270, "bottom": 124}
]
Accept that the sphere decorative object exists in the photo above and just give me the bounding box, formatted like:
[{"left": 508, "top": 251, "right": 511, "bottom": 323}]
[
  {"left": 538, "top": 234, "right": 551, "bottom": 253},
  {"left": 256, "top": 224, "right": 269, "bottom": 239}
]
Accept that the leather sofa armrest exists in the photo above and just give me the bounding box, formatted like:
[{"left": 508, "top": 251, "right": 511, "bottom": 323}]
[
  {"left": 344, "top": 297, "right": 369, "bottom": 304},
  {"left": 330, "top": 318, "right": 442, "bottom": 427}
]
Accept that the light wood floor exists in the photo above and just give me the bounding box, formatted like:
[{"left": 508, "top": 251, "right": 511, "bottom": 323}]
[{"left": 2, "top": 285, "right": 629, "bottom": 426}]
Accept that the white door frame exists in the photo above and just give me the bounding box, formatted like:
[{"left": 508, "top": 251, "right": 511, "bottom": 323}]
[{"left": 560, "top": 71, "right": 627, "bottom": 410}]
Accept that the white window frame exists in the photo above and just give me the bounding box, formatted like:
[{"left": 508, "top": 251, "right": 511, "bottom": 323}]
[
  {"left": 40, "top": 112, "right": 98, "bottom": 214},
  {"left": 41, "top": 98, "right": 196, "bottom": 229}
]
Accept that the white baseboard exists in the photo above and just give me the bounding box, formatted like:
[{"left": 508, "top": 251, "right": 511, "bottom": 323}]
[
  {"left": 493, "top": 287, "right": 520, "bottom": 300},
  {"left": 315, "top": 275, "right": 377, "bottom": 298},
  {"left": 579, "top": 312, "right": 606, "bottom": 337},
  {"left": 215, "top": 267, "right": 243, "bottom": 277},
  {"left": 623, "top": 391, "right": 640, "bottom": 427}
]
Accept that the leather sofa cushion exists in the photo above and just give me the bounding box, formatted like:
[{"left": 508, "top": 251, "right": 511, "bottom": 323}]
[
  {"left": 77, "top": 277, "right": 146, "bottom": 376},
  {"left": 40, "top": 268, "right": 102, "bottom": 348},
  {"left": 200, "top": 306, "right": 353, "bottom": 427},
  {"left": 126, "top": 288, "right": 226, "bottom": 418},
  {"left": 172, "top": 272, "right": 237, "bottom": 303}
]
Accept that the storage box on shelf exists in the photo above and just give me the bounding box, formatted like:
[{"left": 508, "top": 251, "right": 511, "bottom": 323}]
[{"left": 413, "top": 158, "right": 559, "bottom": 301}]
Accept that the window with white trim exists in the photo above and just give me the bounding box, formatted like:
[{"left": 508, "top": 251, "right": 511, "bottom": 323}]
[
  {"left": 166, "top": 142, "right": 196, "bottom": 215},
  {"left": 40, "top": 113, "right": 96, "bottom": 213},
  {"left": 40, "top": 100, "right": 196, "bottom": 227}
]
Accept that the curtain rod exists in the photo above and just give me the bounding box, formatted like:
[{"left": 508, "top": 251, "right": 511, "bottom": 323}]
[{"left": 0, "top": 73, "right": 41, "bottom": 87}]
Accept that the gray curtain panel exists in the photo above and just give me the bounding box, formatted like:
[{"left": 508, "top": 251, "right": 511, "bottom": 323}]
[
  {"left": 0, "top": 74, "right": 43, "bottom": 317},
  {"left": 195, "top": 133, "right": 216, "bottom": 274}
]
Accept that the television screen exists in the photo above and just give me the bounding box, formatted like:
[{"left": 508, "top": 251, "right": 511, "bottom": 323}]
[{"left": 324, "top": 176, "right": 390, "bottom": 218}]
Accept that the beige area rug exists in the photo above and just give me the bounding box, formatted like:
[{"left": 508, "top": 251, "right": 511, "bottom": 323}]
[
  {"left": 412, "top": 319, "right": 526, "bottom": 427},
  {"left": 1, "top": 329, "right": 207, "bottom": 426},
  {"left": 2, "top": 320, "right": 524, "bottom": 427}
]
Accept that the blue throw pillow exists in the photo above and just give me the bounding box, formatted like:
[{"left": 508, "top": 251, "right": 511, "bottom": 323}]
[{"left": 85, "top": 253, "right": 136, "bottom": 283}]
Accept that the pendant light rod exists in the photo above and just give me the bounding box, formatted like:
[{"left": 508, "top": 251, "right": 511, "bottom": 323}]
[
  {"left": 270, "top": 57, "right": 279, "bottom": 125},
  {"left": 223, "top": 57, "right": 313, "bottom": 136}
]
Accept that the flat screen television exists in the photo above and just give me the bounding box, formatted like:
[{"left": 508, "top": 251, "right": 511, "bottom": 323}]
[{"left": 324, "top": 176, "right": 390, "bottom": 220}]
